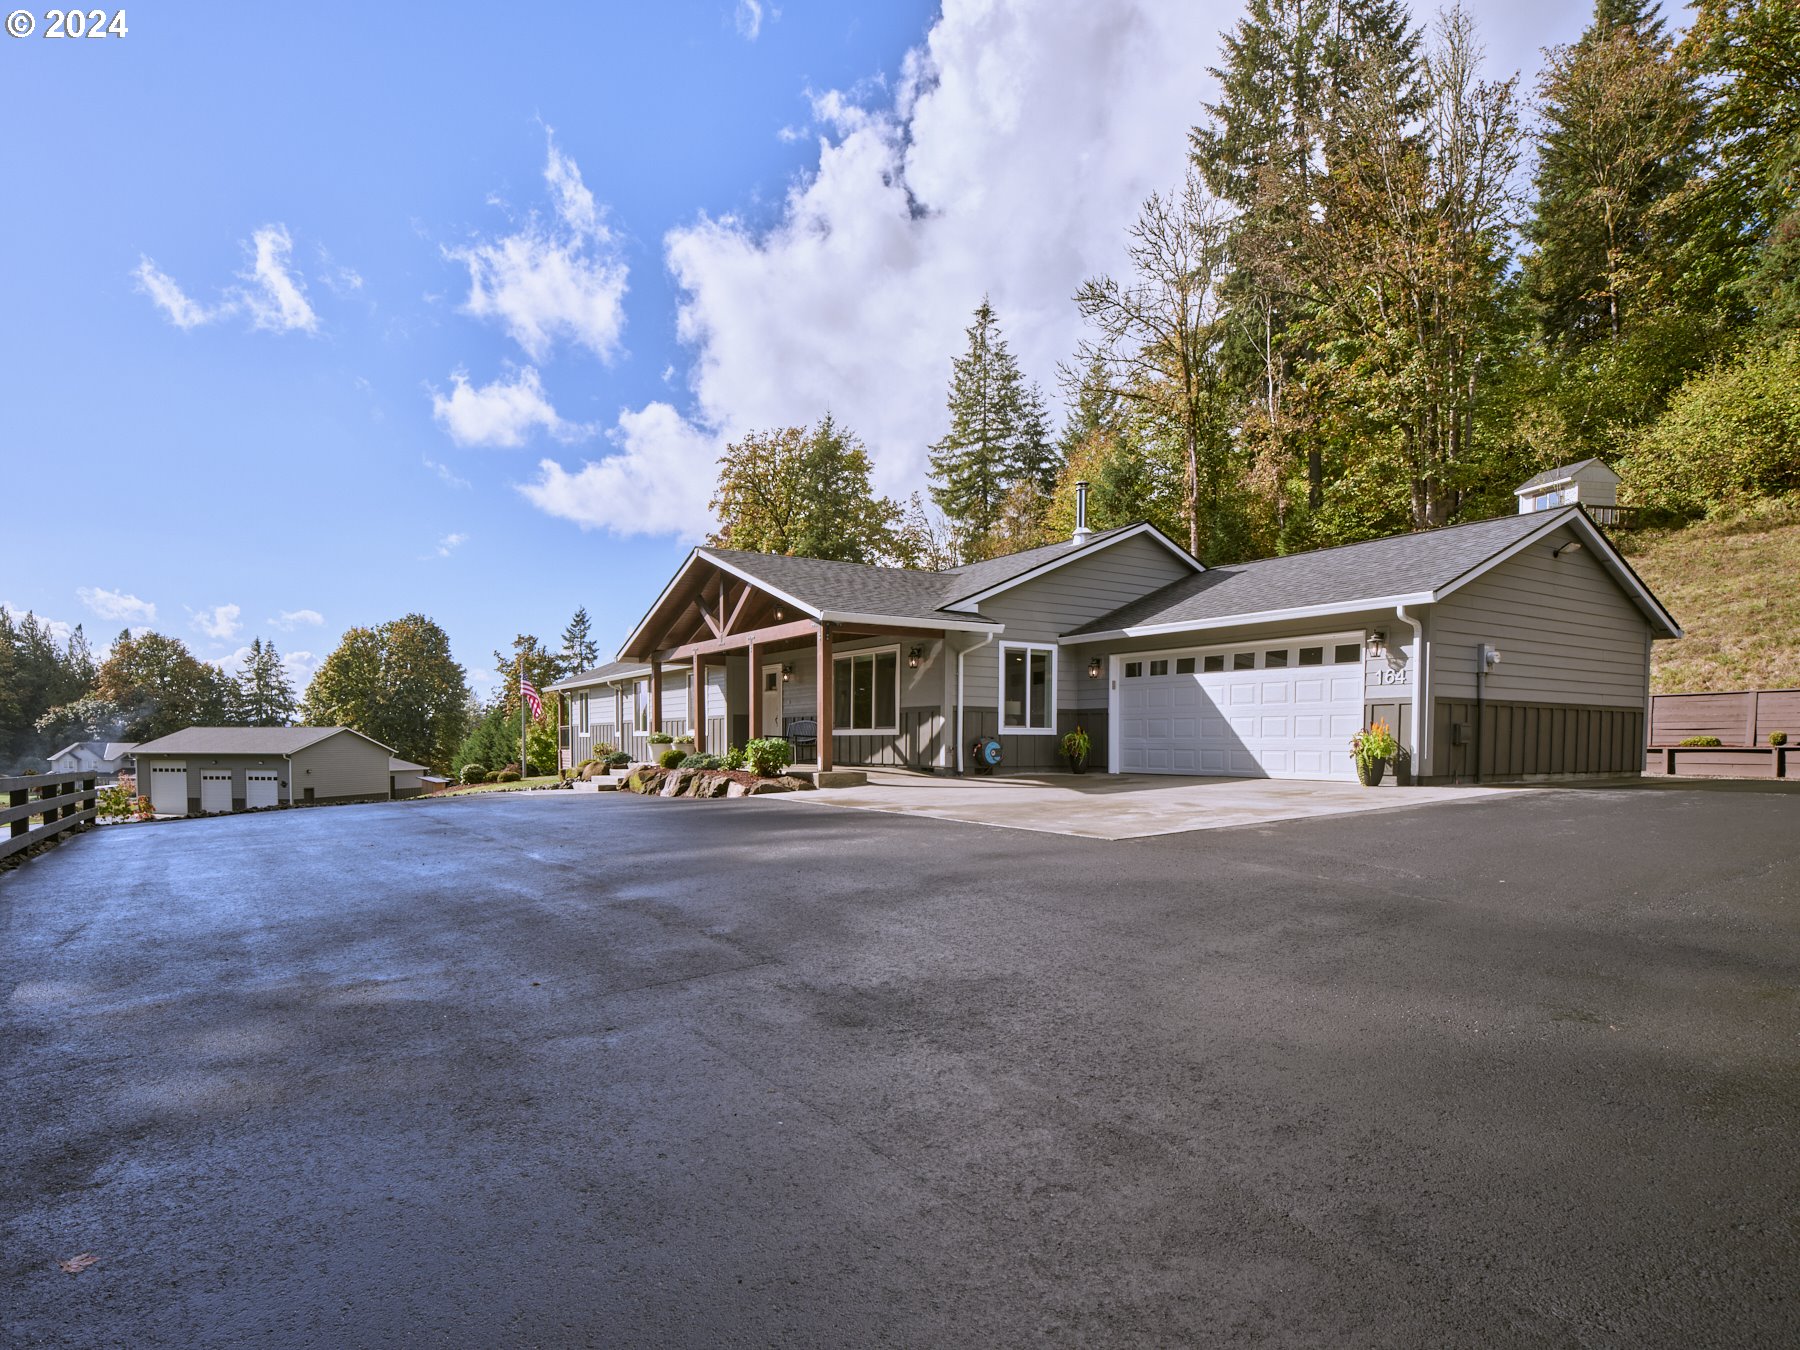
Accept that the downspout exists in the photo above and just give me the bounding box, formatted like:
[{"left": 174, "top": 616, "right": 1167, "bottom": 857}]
[
  {"left": 1396, "top": 604, "right": 1426, "bottom": 781},
  {"left": 955, "top": 631, "right": 996, "bottom": 776},
  {"left": 1474, "top": 643, "right": 1485, "bottom": 785}
]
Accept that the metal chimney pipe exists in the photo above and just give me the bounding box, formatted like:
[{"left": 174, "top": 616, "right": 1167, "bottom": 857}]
[{"left": 1073, "top": 479, "right": 1092, "bottom": 544}]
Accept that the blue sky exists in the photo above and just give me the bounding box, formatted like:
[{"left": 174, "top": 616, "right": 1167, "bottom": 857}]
[{"left": 2, "top": 0, "right": 1610, "bottom": 697}]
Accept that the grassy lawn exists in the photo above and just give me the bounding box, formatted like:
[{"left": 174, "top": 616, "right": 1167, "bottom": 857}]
[
  {"left": 1620, "top": 495, "right": 1800, "bottom": 693},
  {"left": 432, "top": 775, "right": 563, "bottom": 797}
]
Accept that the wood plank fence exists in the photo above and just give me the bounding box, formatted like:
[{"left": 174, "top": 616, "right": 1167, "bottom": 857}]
[
  {"left": 1, "top": 770, "right": 100, "bottom": 862},
  {"left": 1646, "top": 687, "right": 1799, "bottom": 779}
]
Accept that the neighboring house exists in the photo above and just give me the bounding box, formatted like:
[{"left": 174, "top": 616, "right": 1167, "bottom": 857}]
[
  {"left": 129, "top": 726, "right": 411, "bottom": 816},
  {"left": 1517, "top": 459, "right": 1621, "bottom": 515},
  {"left": 572, "top": 482, "right": 1680, "bottom": 784},
  {"left": 46, "top": 740, "right": 129, "bottom": 779}
]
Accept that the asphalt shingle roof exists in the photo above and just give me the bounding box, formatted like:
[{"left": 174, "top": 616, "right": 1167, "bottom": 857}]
[
  {"left": 1067, "top": 510, "right": 1572, "bottom": 636},
  {"left": 547, "top": 659, "right": 658, "bottom": 691},
  {"left": 130, "top": 726, "right": 359, "bottom": 755},
  {"left": 700, "top": 548, "right": 1002, "bottom": 625},
  {"left": 1517, "top": 458, "right": 1616, "bottom": 492}
]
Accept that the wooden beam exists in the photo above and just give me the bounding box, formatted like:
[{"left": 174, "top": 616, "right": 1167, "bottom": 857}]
[
  {"left": 650, "top": 658, "right": 664, "bottom": 740},
  {"left": 817, "top": 624, "right": 834, "bottom": 773},
  {"left": 722, "top": 582, "right": 755, "bottom": 637},
  {"left": 665, "top": 617, "right": 818, "bottom": 663}
]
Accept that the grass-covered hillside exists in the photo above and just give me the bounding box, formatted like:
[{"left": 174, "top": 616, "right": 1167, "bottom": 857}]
[{"left": 1619, "top": 497, "right": 1800, "bottom": 693}]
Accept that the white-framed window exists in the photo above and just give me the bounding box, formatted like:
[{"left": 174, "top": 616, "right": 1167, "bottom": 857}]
[
  {"left": 999, "top": 642, "right": 1056, "bottom": 733},
  {"left": 832, "top": 647, "right": 899, "bottom": 733},
  {"left": 579, "top": 691, "right": 589, "bottom": 732},
  {"left": 634, "top": 679, "right": 650, "bottom": 732}
]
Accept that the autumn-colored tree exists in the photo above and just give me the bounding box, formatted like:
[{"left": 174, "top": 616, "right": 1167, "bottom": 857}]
[
  {"left": 709, "top": 416, "right": 903, "bottom": 563},
  {"left": 94, "top": 630, "right": 236, "bottom": 742}
]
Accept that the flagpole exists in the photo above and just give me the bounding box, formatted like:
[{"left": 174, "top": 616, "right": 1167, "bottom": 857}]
[{"left": 518, "top": 652, "right": 526, "bottom": 776}]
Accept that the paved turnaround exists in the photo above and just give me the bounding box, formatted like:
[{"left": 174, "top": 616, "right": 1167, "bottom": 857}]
[{"left": 4, "top": 783, "right": 1798, "bottom": 1348}]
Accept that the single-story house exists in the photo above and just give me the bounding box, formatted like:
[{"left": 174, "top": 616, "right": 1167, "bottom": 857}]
[
  {"left": 129, "top": 726, "right": 418, "bottom": 816},
  {"left": 46, "top": 739, "right": 130, "bottom": 779},
  {"left": 1516, "top": 458, "right": 1621, "bottom": 514},
  {"left": 554, "top": 484, "right": 1680, "bottom": 784},
  {"left": 548, "top": 659, "right": 692, "bottom": 767}
]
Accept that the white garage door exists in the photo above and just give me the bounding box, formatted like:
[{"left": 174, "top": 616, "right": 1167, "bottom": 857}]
[
  {"left": 245, "top": 771, "right": 280, "bottom": 809},
  {"left": 199, "top": 770, "right": 233, "bottom": 814},
  {"left": 149, "top": 764, "right": 188, "bottom": 816},
  {"left": 1118, "top": 636, "right": 1365, "bottom": 780}
]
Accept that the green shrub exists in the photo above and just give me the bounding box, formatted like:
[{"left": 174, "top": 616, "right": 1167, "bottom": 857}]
[
  {"left": 1772, "top": 731, "right": 1789, "bottom": 747},
  {"left": 743, "top": 737, "right": 793, "bottom": 777},
  {"left": 1061, "top": 726, "right": 1091, "bottom": 763},
  {"left": 1679, "top": 735, "right": 1724, "bottom": 747},
  {"left": 658, "top": 748, "right": 685, "bottom": 769},
  {"left": 589, "top": 742, "right": 616, "bottom": 759},
  {"left": 460, "top": 764, "right": 489, "bottom": 784},
  {"left": 494, "top": 769, "right": 521, "bottom": 782},
  {"left": 680, "top": 753, "right": 724, "bottom": 770},
  {"left": 723, "top": 746, "right": 747, "bottom": 771},
  {"left": 606, "top": 751, "right": 631, "bottom": 767}
]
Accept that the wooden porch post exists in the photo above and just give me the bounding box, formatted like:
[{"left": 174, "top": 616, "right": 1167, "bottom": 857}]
[
  {"left": 650, "top": 658, "right": 664, "bottom": 739},
  {"left": 746, "top": 639, "right": 761, "bottom": 741},
  {"left": 691, "top": 664, "right": 706, "bottom": 752},
  {"left": 817, "top": 624, "right": 834, "bottom": 772}
]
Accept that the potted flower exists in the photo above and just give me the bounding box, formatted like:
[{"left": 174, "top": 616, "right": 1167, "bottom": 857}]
[
  {"left": 1351, "top": 719, "right": 1400, "bottom": 788},
  {"left": 1061, "top": 725, "right": 1092, "bottom": 774},
  {"left": 671, "top": 733, "right": 698, "bottom": 758},
  {"left": 645, "top": 732, "right": 674, "bottom": 764}
]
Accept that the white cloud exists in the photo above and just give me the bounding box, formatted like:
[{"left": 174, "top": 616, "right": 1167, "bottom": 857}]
[
  {"left": 77, "top": 586, "right": 157, "bottom": 624},
  {"left": 431, "top": 366, "right": 583, "bottom": 448},
  {"left": 190, "top": 603, "right": 243, "bottom": 640},
  {"left": 520, "top": 0, "right": 1224, "bottom": 535},
  {"left": 241, "top": 224, "right": 319, "bottom": 333},
  {"left": 444, "top": 130, "right": 629, "bottom": 361},
  {"left": 735, "top": 0, "right": 775, "bottom": 40},
  {"left": 2, "top": 600, "right": 78, "bottom": 645},
  {"left": 518, "top": 402, "right": 720, "bottom": 541},
  {"left": 422, "top": 454, "right": 472, "bottom": 488},
  {"left": 273, "top": 608, "right": 324, "bottom": 629},
  {"left": 429, "top": 532, "right": 469, "bottom": 559},
  {"left": 133, "top": 258, "right": 223, "bottom": 329}
]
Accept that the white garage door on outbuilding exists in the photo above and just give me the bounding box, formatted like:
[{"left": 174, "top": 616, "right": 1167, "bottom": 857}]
[
  {"left": 1117, "top": 635, "right": 1364, "bottom": 780},
  {"left": 149, "top": 763, "right": 187, "bottom": 816},
  {"left": 199, "top": 770, "right": 233, "bottom": 814},
  {"left": 246, "top": 771, "right": 280, "bottom": 809}
]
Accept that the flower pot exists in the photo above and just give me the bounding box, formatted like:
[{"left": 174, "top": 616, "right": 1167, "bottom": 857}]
[
  {"left": 1068, "top": 755, "right": 1088, "bottom": 775},
  {"left": 1356, "top": 757, "right": 1386, "bottom": 788},
  {"left": 671, "top": 738, "right": 696, "bottom": 759}
]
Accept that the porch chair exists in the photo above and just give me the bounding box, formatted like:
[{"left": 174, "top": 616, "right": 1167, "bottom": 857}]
[{"left": 785, "top": 718, "right": 817, "bottom": 764}]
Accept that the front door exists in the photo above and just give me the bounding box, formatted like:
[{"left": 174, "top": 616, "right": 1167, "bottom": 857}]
[{"left": 760, "top": 665, "right": 784, "bottom": 736}]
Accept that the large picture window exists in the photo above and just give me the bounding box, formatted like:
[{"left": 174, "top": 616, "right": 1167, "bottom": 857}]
[
  {"left": 1000, "top": 643, "right": 1055, "bottom": 732},
  {"left": 832, "top": 649, "right": 898, "bottom": 732}
]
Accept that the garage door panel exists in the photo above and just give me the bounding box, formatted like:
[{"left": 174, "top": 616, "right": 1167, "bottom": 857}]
[
  {"left": 1118, "top": 636, "right": 1362, "bottom": 781},
  {"left": 199, "top": 771, "right": 232, "bottom": 815},
  {"left": 246, "top": 772, "right": 280, "bottom": 809}
]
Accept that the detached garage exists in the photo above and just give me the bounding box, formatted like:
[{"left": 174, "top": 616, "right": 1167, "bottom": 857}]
[{"left": 129, "top": 726, "right": 408, "bottom": 816}]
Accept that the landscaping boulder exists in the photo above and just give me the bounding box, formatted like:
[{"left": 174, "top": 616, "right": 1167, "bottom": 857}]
[
  {"left": 660, "top": 768, "right": 699, "bottom": 798},
  {"left": 624, "top": 767, "right": 667, "bottom": 795},
  {"left": 696, "top": 772, "right": 733, "bottom": 798}
]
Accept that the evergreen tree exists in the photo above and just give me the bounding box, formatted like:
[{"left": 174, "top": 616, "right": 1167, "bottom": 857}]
[
  {"left": 559, "top": 606, "right": 598, "bottom": 678},
  {"left": 928, "top": 298, "right": 1034, "bottom": 560},
  {"left": 233, "top": 636, "right": 298, "bottom": 726},
  {"left": 1525, "top": 0, "right": 1700, "bottom": 347},
  {"left": 0, "top": 609, "right": 100, "bottom": 769}
]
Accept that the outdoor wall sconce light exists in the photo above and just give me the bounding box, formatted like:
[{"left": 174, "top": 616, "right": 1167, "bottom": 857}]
[
  {"left": 908, "top": 646, "right": 923, "bottom": 669},
  {"left": 1366, "top": 630, "right": 1388, "bottom": 658},
  {"left": 1087, "top": 657, "right": 1104, "bottom": 679},
  {"left": 781, "top": 663, "right": 793, "bottom": 681}
]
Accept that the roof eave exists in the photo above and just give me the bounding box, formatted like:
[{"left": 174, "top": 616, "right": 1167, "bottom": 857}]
[
  {"left": 1060, "top": 593, "right": 1438, "bottom": 644},
  {"left": 942, "top": 522, "right": 1202, "bottom": 612}
]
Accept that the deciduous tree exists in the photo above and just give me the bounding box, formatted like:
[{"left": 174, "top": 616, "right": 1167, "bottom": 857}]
[
  {"left": 302, "top": 615, "right": 469, "bottom": 770},
  {"left": 709, "top": 416, "right": 903, "bottom": 563}
]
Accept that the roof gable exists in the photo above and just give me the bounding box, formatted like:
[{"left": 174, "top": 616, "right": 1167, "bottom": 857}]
[
  {"left": 940, "top": 523, "right": 1200, "bottom": 610},
  {"left": 129, "top": 726, "right": 398, "bottom": 756},
  {"left": 1516, "top": 458, "right": 1620, "bottom": 493}
]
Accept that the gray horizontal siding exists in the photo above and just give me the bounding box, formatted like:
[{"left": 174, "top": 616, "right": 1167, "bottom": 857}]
[{"left": 1430, "top": 527, "right": 1652, "bottom": 708}]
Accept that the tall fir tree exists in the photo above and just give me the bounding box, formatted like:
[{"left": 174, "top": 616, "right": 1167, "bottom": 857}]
[
  {"left": 559, "top": 606, "right": 598, "bottom": 677},
  {"left": 233, "top": 636, "right": 298, "bottom": 726},
  {"left": 927, "top": 298, "right": 1035, "bottom": 560}
]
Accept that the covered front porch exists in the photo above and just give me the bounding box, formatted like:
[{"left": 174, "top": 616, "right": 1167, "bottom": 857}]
[{"left": 619, "top": 550, "right": 999, "bottom": 774}]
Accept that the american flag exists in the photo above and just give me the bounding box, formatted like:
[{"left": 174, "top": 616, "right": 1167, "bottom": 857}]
[{"left": 521, "top": 677, "right": 544, "bottom": 722}]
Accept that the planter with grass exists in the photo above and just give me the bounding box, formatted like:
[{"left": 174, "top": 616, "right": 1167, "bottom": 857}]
[
  {"left": 1061, "top": 726, "right": 1092, "bottom": 774},
  {"left": 1352, "top": 720, "right": 1400, "bottom": 788}
]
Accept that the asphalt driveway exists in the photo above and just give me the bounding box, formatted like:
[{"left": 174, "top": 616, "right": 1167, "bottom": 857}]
[{"left": 4, "top": 783, "right": 1798, "bottom": 1347}]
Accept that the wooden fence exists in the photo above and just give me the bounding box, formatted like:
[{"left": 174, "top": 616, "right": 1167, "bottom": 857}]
[
  {"left": 1646, "top": 687, "right": 1799, "bottom": 779},
  {"left": 1, "top": 770, "right": 99, "bottom": 862}
]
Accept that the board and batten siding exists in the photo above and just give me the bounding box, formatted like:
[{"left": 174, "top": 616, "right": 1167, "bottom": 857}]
[
  {"left": 1429, "top": 524, "right": 1653, "bottom": 709},
  {"left": 769, "top": 635, "right": 949, "bottom": 769},
  {"left": 290, "top": 731, "right": 395, "bottom": 801}
]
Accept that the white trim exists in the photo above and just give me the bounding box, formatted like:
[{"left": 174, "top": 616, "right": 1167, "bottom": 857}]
[
  {"left": 956, "top": 630, "right": 996, "bottom": 774},
  {"left": 1114, "top": 631, "right": 1365, "bottom": 673},
  {"left": 1107, "top": 654, "right": 1122, "bottom": 774},
  {"left": 943, "top": 522, "right": 1201, "bottom": 612},
  {"left": 1063, "top": 596, "right": 1435, "bottom": 645},
  {"left": 1396, "top": 604, "right": 1427, "bottom": 771},
  {"left": 998, "top": 640, "right": 1059, "bottom": 735},
  {"left": 817, "top": 608, "right": 1000, "bottom": 634},
  {"left": 830, "top": 644, "right": 902, "bottom": 736}
]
